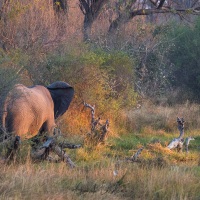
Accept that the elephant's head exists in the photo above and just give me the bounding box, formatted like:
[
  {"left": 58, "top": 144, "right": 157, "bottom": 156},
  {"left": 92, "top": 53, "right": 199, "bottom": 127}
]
[{"left": 47, "top": 81, "right": 74, "bottom": 119}]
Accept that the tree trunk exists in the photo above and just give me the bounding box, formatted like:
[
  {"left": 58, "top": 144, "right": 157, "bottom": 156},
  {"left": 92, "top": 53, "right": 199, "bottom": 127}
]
[
  {"left": 79, "top": 0, "right": 108, "bottom": 42},
  {"left": 83, "top": 14, "right": 93, "bottom": 41}
]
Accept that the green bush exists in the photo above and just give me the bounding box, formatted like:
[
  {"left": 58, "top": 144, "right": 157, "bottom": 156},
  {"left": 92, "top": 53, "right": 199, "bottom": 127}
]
[{"left": 163, "top": 17, "right": 200, "bottom": 101}]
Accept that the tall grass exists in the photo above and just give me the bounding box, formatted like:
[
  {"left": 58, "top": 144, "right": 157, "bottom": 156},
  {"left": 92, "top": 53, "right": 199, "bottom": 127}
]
[
  {"left": 127, "top": 101, "right": 200, "bottom": 132},
  {"left": 0, "top": 159, "right": 199, "bottom": 199},
  {"left": 1, "top": 99, "right": 200, "bottom": 199}
]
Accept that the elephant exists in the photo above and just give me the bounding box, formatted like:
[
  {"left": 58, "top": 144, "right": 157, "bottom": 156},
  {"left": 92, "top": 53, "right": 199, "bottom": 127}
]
[{"left": 0, "top": 81, "right": 76, "bottom": 166}]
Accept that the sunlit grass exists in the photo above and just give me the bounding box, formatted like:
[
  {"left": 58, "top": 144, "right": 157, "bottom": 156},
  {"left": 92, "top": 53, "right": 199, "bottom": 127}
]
[
  {"left": 0, "top": 155, "right": 200, "bottom": 199},
  {"left": 0, "top": 130, "right": 200, "bottom": 199},
  {"left": 1, "top": 103, "right": 200, "bottom": 199}
]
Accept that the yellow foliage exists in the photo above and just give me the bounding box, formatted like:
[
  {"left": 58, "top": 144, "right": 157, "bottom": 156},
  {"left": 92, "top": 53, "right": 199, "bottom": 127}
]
[
  {"left": 147, "top": 143, "right": 173, "bottom": 155},
  {"left": 140, "top": 126, "right": 156, "bottom": 135},
  {"left": 140, "top": 149, "right": 154, "bottom": 160},
  {"left": 76, "top": 147, "right": 105, "bottom": 162}
]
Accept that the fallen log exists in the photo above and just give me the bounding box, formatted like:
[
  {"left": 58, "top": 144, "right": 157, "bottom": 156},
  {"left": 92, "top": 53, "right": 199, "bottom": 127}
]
[
  {"left": 167, "top": 137, "right": 185, "bottom": 151},
  {"left": 52, "top": 145, "right": 76, "bottom": 168},
  {"left": 0, "top": 126, "right": 81, "bottom": 166},
  {"left": 58, "top": 142, "right": 81, "bottom": 149},
  {"left": 31, "top": 148, "right": 46, "bottom": 160},
  {"left": 30, "top": 133, "right": 81, "bottom": 167},
  {"left": 167, "top": 117, "right": 194, "bottom": 152}
]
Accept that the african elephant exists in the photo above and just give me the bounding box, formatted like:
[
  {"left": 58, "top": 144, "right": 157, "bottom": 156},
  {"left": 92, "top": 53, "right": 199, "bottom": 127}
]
[{"left": 0, "top": 81, "right": 75, "bottom": 165}]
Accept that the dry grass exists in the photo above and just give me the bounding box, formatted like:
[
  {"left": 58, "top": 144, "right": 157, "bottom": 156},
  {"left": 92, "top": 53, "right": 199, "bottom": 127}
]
[
  {"left": 1, "top": 101, "right": 200, "bottom": 199},
  {"left": 127, "top": 101, "right": 200, "bottom": 132},
  {"left": 0, "top": 157, "right": 200, "bottom": 200}
]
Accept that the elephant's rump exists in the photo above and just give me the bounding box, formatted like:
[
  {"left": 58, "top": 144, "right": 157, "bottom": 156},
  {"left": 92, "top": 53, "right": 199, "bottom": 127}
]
[{"left": 3, "top": 85, "right": 55, "bottom": 139}]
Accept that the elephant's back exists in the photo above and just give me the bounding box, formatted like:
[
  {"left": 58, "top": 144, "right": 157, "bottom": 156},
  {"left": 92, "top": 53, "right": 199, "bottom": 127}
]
[
  {"left": 27, "top": 85, "right": 54, "bottom": 111},
  {"left": 6, "top": 84, "right": 52, "bottom": 112},
  {"left": 4, "top": 84, "right": 54, "bottom": 138}
]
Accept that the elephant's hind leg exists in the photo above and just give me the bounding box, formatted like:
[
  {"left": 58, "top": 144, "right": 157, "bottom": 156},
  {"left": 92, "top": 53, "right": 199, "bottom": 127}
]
[{"left": 6, "top": 136, "right": 21, "bottom": 162}]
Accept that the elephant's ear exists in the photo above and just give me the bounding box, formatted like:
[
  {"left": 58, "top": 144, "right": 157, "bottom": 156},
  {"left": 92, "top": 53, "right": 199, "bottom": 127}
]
[{"left": 47, "top": 81, "right": 74, "bottom": 119}]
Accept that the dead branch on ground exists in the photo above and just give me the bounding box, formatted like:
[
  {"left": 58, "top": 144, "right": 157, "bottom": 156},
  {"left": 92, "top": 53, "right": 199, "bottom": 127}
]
[
  {"left": 126, "top": 146, "right": 144, "bottom": 162},
  {"left": 167, "top": 117, "right": 185, "bottom": 151},
  {"left": 167, "top": 117, "right": 194, "bottom": 152},
  {"left": 0, "top": 127, "right": 81, "bottom": 167},
  {"left": 30, "top": 129, "right": 82, "bottom": 167},
  {"left": 185, "top": 136, "right": 195, "bottom": 153},
  {"left": 83, "top": 102, "right": 109, "bottom": 145}
]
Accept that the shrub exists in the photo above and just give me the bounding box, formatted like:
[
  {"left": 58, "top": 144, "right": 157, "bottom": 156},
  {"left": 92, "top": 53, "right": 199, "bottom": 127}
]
[
  {"left": 0, "top": 49, "right": 30, "bottom": 123},
  {"left": 162, "top": 17, "right": 200, "bottom": 102}
]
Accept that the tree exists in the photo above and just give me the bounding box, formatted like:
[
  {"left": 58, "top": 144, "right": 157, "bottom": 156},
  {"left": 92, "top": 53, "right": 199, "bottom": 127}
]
[
  {"left": 164, "top": 17, "right": 200, "bottom": 101},
  {"left": 0, "top": 0, "right": 68, "bottom": 51},
  {"left": 108, "top": 0, "right": 200, "bottom": 33},
  {"left": 0, "top": 0, "right": 9, "bottom": 20},
  {"left": 77, "top": 0, "right": 200, "bottom": 41},
  {"left": 79, "top": 0, "right": 108, "bottom": 41}
]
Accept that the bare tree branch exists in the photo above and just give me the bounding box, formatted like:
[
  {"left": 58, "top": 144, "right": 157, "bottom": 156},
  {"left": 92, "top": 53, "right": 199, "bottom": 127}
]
[
  {"left": 157, "top": 0, "right": 166, "bottom": 9},
  {"left": 185, "top": 137, "right": 195, "bottom": 153},
  {"left": 109, "top": 0, "right": 200, "bottom": 33},
  {"left": 127, "top": 146, "right": 144, "bottom": 162}
]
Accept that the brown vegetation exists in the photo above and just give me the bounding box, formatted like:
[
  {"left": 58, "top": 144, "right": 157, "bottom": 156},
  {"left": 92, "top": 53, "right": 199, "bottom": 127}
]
[
  {"left": 0, "top": 0, "right": 200, "bottom": 199},
  {"left": 0, "top": 157, "right": 199, "bottom": 199}
]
